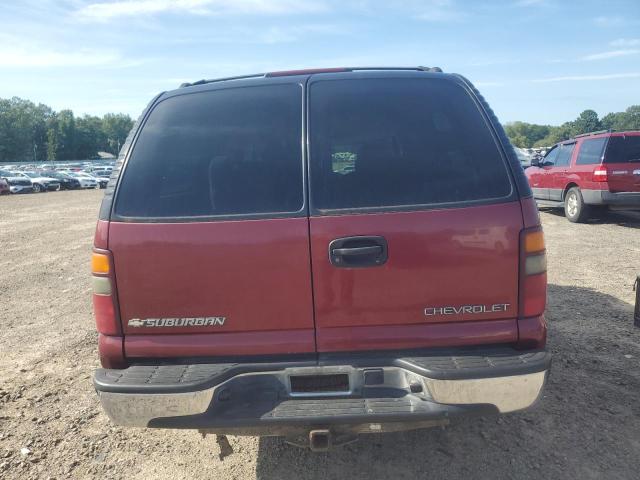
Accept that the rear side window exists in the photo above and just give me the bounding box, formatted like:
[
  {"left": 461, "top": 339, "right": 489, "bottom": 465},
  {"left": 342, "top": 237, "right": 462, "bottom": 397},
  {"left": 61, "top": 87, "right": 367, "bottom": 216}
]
[
  {"left": 114, "top": 84, "right": 303, "bottom": 219},
  {"left": 605, "top": 136, "right": 640, "bottom": 163},
  {"left": 309, "top": 78, "right": 512, "bottom": 210},
  {"left": 554, "top": 143, "right": 575, "bottom": 167},
  {"left": 576, "top": 138, "right": 606, "bottom": 165}
]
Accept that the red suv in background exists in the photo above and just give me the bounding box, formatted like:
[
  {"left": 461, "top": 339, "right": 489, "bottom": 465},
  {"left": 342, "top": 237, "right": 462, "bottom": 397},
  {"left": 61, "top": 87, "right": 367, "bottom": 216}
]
[
  {"left": 92, "top": 67, "right": 550, "bottom": 450},
  {"left": 526, "top": 131, "right": 640, "bottom": 222}
]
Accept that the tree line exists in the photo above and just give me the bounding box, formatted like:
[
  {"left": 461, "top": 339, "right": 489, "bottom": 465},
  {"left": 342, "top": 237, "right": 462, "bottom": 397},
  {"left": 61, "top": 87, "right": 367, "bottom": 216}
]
[
  {"left": 0, "top": 97, "right": 134, "bottom": 162},
  {"left": 504, "top": 105, "right": 640, "bottom": 149}
]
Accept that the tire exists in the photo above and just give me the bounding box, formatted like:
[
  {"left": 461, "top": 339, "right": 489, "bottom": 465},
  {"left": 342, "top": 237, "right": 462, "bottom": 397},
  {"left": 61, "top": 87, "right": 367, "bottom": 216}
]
[
  {"left": 564, "top": 187, "right": 590, "bottom": 223},
  {"left": 32, "top": 183, "right": 42, "bottom": 193}
]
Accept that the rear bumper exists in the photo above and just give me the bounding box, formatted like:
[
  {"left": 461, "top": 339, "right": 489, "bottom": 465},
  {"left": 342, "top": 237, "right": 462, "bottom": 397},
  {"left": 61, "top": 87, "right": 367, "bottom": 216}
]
[
  {"left": 582, "top": 189, "right": 640, "bottom": 208},
  {"left": 95, "top": 347, "right": 550, "bottom": 433}
]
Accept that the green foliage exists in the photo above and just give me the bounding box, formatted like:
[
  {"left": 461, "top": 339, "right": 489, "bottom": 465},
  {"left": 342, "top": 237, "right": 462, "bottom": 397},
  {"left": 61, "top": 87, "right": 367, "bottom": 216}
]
[
  {"left": 503, "top": 122, "right": 551, "bottom": 148},
  {"left": 601, "top": 105, "right": 640, "bottom": 131},
  {"left": 506, "top": 105, "right": 640, "bottom": 149},
  {"left": 101, "top": 113, "right": 134, "bottom": 154},
  {"left": 0, "top": 97, "right": 51, "bottom": 162},
  {"left": 0, "top": 96, "right": 133, "bottom": 162}
]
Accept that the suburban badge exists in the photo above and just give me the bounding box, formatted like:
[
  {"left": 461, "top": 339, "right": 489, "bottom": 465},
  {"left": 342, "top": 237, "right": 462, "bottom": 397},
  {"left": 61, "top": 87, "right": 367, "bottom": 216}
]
[{"left": 127, "top": 317, "right": 226, "bottom": 328}]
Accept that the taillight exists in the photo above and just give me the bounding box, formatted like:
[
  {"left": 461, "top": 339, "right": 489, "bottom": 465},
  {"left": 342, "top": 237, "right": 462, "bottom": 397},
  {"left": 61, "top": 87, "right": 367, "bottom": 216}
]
[
  {"left": 91, "top": 249, "right": 125, "bottom": 368},
  {"left": 520, "top": 227, "right": 547, "bottom": 319},
  {"left": 592, "top": 166, "right": 608, "bottom": 182}
]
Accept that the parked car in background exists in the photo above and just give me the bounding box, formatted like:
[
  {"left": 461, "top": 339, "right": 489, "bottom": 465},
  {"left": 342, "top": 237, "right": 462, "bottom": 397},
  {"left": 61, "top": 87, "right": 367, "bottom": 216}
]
[
  {"left": 40, "top": 171, "right": 82, "bottom": 190},
  {"left": 68, "top": 172, "right": 98, "bottom": 189},
  {"left": 95, "top": 176, "right": 109, "bottom": 189},
  {"left": 92, "top": 67, "right": 550, "bottom": 450},
  {"left": 0, "top": 170, "right": 34, "bottom": 194},
  {"left": 514, "top": 147, "right": 533, "bottom": 169},
  {"left": 92, "top": 170, "right": 111, "bottom": 189},
  {"left": 90, "top": 166, "right": 113, "bottom": 177},
  {"left": 526, "top": 130, "right": 640, "bottom": 222},
  {"left": 0, "top": 177, "right": 9, "bottom": 195},
  {"left": 20, "top": 171, "right": 61, "bottom": 192}
]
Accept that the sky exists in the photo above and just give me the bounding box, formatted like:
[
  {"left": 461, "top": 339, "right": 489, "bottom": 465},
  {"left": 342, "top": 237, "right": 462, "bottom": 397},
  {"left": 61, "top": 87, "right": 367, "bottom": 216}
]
[{"left": 1, "top": 0, "right": 639, "bottom": 125}]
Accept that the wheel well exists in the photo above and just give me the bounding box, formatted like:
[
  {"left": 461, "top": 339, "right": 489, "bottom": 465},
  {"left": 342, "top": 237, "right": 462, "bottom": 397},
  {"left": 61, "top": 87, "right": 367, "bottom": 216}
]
[{"left": 562, "top": 183, "right": 579, "bottom": 200}]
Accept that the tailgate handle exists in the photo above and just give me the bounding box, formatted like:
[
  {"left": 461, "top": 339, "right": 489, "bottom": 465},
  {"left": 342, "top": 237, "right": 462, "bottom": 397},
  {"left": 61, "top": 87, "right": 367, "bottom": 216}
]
[
  {"left": 332, "top": 246, "right": 382, "bottom": 256},
  {"left": 329, "top": 236, "right": 388, "bottom": 268}
]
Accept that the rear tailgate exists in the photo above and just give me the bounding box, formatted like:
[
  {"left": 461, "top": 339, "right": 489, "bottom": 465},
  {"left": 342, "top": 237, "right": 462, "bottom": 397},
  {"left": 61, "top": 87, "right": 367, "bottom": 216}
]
[
  {"left": 605, "top": 134, "right": 640, "bottom": 192},
  {"left": 310, "top": 204, "right": 522, "bottom": 351},
  {"left": 107, "top": 80, "right": 316, "bottom": 359},
  {"left": 307, "top": 73, "right": 523, "bottom": 352}
]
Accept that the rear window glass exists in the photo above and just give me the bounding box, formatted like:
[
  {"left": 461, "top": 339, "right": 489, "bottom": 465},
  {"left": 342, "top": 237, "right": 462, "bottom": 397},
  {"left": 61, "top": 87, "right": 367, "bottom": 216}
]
[
  {"left": 605, "top": 136, "right": 640, "bottom": 163},
  {"left": 576, "top": 138, "right": 606, "bottom": 165},
  {"left": 114, "top": 84, "right": 303, "bottom": 219},
  {"left": 309, "top": 78, "right": 512, "bottom": 210}
]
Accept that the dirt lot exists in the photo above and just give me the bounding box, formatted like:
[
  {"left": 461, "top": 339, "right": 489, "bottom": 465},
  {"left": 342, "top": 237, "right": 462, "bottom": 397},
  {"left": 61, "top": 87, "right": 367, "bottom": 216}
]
[{"left": 1, "top": 189, "right": 639, "bottom": 479}]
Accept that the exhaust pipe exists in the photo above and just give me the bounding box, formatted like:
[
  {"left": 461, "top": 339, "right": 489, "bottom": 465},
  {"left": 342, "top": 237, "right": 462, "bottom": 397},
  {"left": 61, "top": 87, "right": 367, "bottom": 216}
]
[{"left": 309, "top": 429, "right": 331, "bottom": 452}]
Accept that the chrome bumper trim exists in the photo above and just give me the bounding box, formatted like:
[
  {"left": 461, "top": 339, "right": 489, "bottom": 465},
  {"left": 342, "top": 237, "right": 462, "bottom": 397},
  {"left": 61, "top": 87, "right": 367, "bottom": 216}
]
[
  {"left": 98, "top": 365, "right": 548, "bottom": 428},
  {"left": 99, "top": 388, "right": 216, "bottom": 427},
  {"left": 423, "top": 371, "right": 547, "bottom": 413}
]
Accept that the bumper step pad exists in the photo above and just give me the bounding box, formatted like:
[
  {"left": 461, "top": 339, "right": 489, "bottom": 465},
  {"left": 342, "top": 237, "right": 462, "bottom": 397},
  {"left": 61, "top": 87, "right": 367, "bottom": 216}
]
[{"left": 95, "top": 347, "right": 550, "bottom": 394}]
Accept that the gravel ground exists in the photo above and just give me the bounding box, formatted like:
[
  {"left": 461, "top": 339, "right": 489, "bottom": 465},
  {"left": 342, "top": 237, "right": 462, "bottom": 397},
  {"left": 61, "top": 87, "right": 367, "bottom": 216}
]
[{"left": 1, "top": 189, "right": 639, "bottom": 479}]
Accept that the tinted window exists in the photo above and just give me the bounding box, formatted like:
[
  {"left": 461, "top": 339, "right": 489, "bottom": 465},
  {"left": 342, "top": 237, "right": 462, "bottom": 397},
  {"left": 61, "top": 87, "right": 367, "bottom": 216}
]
[
  {"left": 575, "top": 138, "right": 606, "bottom": 165},
  {"left": 543, "top": 147, "right": 559, "bottom": 166},
  {"left": 554, "top": 143, "right": 575, "bottom": 167},
  {"left": 605, "top": 136, "right": 640, "bottom": 163},
  {"left": 309, "top": 78, "right": 512, "bottom": 210},
  {"left": 115, "top": 84, "right": 303, "bottom": 218}
]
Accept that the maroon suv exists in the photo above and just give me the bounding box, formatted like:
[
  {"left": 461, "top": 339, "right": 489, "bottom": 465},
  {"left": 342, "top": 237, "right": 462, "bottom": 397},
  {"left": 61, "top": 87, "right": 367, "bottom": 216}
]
[
  {"left": 91, "top": 67, "right": 550, "bottom": 450},
  {"left": 526, "top": 130, "right": 640, "bottom": 222}
]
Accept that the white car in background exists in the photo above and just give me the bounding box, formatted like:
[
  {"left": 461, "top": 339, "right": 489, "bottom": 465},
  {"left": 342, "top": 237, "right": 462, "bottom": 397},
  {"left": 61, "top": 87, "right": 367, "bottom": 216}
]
[
  {"left": 0, "top": 169, "right": 33, "bottom": 193},
  {"left": 68, "top": 172, "right": 98, "bottom": 189},
  {"left": 12, "top": 171, "right": 61, "bottom": 193}
]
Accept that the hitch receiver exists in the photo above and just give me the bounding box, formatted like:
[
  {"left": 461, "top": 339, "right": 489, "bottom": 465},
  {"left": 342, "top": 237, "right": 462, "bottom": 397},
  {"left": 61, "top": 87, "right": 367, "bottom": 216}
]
[{"left": 309, "top": 429, "right": 331, "bottom": 452}]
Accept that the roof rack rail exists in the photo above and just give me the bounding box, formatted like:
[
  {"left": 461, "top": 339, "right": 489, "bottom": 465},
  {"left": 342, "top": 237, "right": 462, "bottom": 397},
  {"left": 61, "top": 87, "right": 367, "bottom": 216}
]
[
  {"left": 348, "top": 66, "right": 443, "bottom": 73},
  {"left": 574, "top": 129, "right": 614, "bottom": 138},
  {"left": 179, "top": 66, "right": 443, "bottom": 88},
  {"left": 179, "top": 73, "right": 267, "bottom": 88}
]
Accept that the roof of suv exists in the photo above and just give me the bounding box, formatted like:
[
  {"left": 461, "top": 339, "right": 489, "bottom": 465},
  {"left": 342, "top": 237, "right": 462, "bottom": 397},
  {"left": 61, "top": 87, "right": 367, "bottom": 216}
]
[
  {"left": 177, "top": 66, "right": 444, "bottom": 89},
  {"left": 97, "top": 65, "right": 534, "bottom": 221},
  {"left": 551, "top": 129, "right": 640, "bottom": 147},
  {"left": 573, "top": 130, "right": 640, "bottom": 140}
]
